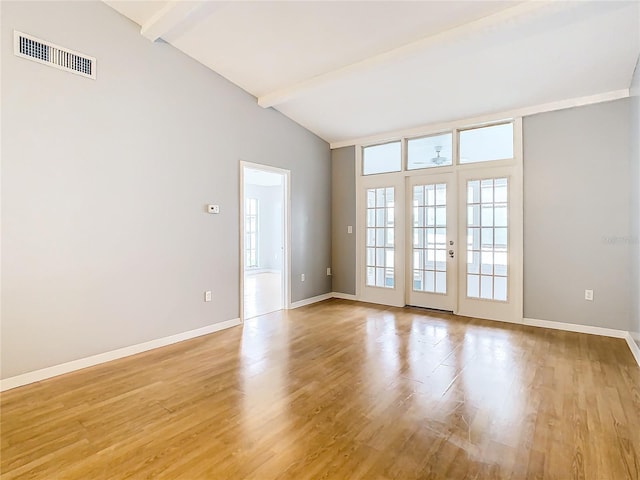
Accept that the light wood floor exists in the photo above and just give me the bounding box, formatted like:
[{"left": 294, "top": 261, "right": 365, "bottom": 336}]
[
  {"left": 1, "top": 300, "right": 639, "bottom": 479},
  {"left": 244, "top": 271, "right": 282, "bottom": 319}
]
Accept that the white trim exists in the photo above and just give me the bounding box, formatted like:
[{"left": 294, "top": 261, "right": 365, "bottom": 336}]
[
  {"left": 289, "top": 293, "right": 334, "bottom": 309},
  {"left": 354, "top": 146, "right": 363, "bottom": 299},
  {"left": 523, "top": 317, "right": 628, "bottom": 338},
  {"left": 330, "top": 89, "right": 629, "bottom": 149},
  {"left": 258, "top": 2, "right": 551, "bottom": 109},
  {"left": 332, "top": 292, "right": 358, "bottom": 301},
  {"left": 625, "top": 334, "right": 640, "bottom": 368},
  {"left": 0, "top": 318, "right": 241, "bottom": 392}
]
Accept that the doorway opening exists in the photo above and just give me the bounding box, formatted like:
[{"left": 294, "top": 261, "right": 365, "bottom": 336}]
[{"left": 240, "top": 162, "right": 290, "bottom": 320}]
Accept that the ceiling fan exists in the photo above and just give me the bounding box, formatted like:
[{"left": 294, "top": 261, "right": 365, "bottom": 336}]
[
  {"left": 431, "top": 146, "right": 448, "bottom": 165},
  {"left": 414, "top": 146, "right": 448, "bottom": 166}
]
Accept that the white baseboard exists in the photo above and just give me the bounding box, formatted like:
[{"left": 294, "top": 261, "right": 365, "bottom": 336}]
[
  {"left": 522, "top": 317, "right": 628, "bottom": 338},
  {"left": 0, "top": 318, "right": 241, "bottom": 392},
  {"left": 523, "top": 318, "right": 640, "bottom": 368},
  {"left": 287, "top": 291, "right": 355, "bottom": 309},
  {"left": 625, "top": 333, "right": 640, "bottom": 367},
  {"left": 331, "top": 292, "right": 357, "bottom": 301},
  {"left": 289, "top": 293, "right": 333, "bottom": 309}
]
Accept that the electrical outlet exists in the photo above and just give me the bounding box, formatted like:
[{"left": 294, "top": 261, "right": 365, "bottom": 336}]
[
  {"left": 205, "top": 291, "right": 212, "bottom": 302},
  {"left": 584, "top": 289, "right": 593, "bottom": 301},
  {"left": 327, "top": 267, "right": 332, "bottom": 276},
  {"left": 347, "top": 225, "right": 353, "bottom": 234},
  {"left": 301, "top": 274, "right": 305, "bottom": 282},
  {"left": 207, "top": 205, "right": 220, "bottom": 214}
]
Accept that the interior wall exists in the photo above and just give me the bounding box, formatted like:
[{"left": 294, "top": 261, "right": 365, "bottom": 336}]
[
  {"left": 1, "top": 1, "right": 330, "bottom": 379},
  {"left": 630, "top": 56, "right": 640, "bottom": 346},
  {"left": 331, "top": 146, "right": 356, "bottom": 295},
  {"left": 523, "top": 98, "right": 631, "bottom": 330},
  {"left": 243, "top": 183, "right": 283, "bottom": 272}
]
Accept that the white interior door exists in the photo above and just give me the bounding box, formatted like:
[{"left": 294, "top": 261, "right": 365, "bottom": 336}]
[{"left": 359, "top": 174, "right": 405, "bottom": 307}]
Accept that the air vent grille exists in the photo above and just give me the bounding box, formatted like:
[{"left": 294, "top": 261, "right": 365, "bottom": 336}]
[{"left": 14, "top": 31, "right": 96, "bottom": 80}]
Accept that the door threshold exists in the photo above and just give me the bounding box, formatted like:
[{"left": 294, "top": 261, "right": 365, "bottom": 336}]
[{"left": 406, "top": 305, "right": 454, "bottom": 314}]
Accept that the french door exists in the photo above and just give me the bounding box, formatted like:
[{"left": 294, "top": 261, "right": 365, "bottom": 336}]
[
  {"left": 359, "top": 174, "right": 405, "bottom": 307},
  {"left": 456, "top": 166, "right": 522, "bottom": 322},
  {"left": 407, "top": 173, "right": 457, "bottom": 311},
  {"left": 359, "top": 167, "right": 522, "bottom": 323}
]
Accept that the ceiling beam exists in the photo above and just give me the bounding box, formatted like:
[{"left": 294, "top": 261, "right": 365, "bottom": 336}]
[
  {"left": 257, "top": 1, "right": 557, "bottom": 109},
  {"left": 141, "top": 0, "right": 209, "bottom": 42}
]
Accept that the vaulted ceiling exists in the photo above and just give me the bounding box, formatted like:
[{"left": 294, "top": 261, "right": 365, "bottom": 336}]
[{"left": 105, "top": 1, "right": 639, "bottom": 146}]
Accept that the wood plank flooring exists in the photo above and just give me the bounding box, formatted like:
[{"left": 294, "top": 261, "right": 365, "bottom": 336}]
[
  {"left": 244, "top": 272, "right": 282, "bottom": 319},
  {"left": 1, "top": 299, "right": 639, "bottom": 479}
]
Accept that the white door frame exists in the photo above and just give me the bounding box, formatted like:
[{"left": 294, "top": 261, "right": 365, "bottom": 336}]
[{"left": 239, "top": 161, "right": 291, "bottom": 322}]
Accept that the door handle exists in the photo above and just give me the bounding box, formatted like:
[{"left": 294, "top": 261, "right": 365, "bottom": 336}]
[{"left": 448, "top": 250, "right": 455, "bottom": 258}]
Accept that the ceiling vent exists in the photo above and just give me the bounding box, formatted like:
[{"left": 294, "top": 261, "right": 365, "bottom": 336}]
[{"left": 14, "top": 31, "right": 96, "bottom": 80}]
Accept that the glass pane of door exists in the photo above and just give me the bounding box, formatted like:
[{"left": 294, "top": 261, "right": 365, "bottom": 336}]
[
  {"left": 466, "top": 178, "right": 508, "bottom": 301},
  {"left": 365, "top": 187, "right": 395, "bottom": 288},
  {"left": 406, "top": 173, "right": 456, "bottom": 312},
  {"left": 412, "top": 183, "right": 447, "bottom": 294}
]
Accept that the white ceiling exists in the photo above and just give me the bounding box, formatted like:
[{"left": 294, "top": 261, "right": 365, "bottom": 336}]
[{"left": 105, "top": 1, "right": 640, "bottom": 146}]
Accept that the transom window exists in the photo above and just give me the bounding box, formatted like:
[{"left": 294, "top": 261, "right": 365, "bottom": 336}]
[
  {"left": 362, "top": 121, "right": 513, "bottom": 175},
  {"left": 362, "top": 141, "right": 401, "bottom": 175},
  {"left": 459, "top": 123, "right": 514, "bottom": 164},
  {"left": 407, "top": 132, "right": 453, "bottom": 170}
]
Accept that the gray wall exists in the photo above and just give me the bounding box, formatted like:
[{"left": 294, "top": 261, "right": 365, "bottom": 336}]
[
  {"left": 243, "top": 184, "right": 283, "bottom": 272},
  {"left": 1, "top": 1, "right": 330, "bottom": 379},
  {"left": 523, "top": 99, "right": 631, "bottom": 330},
  {"left": 630, "top": 57, "right": 640, "bottom": 346},
  {"left": 331, "top": 147, "right": 356, "bottom": 294}
]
